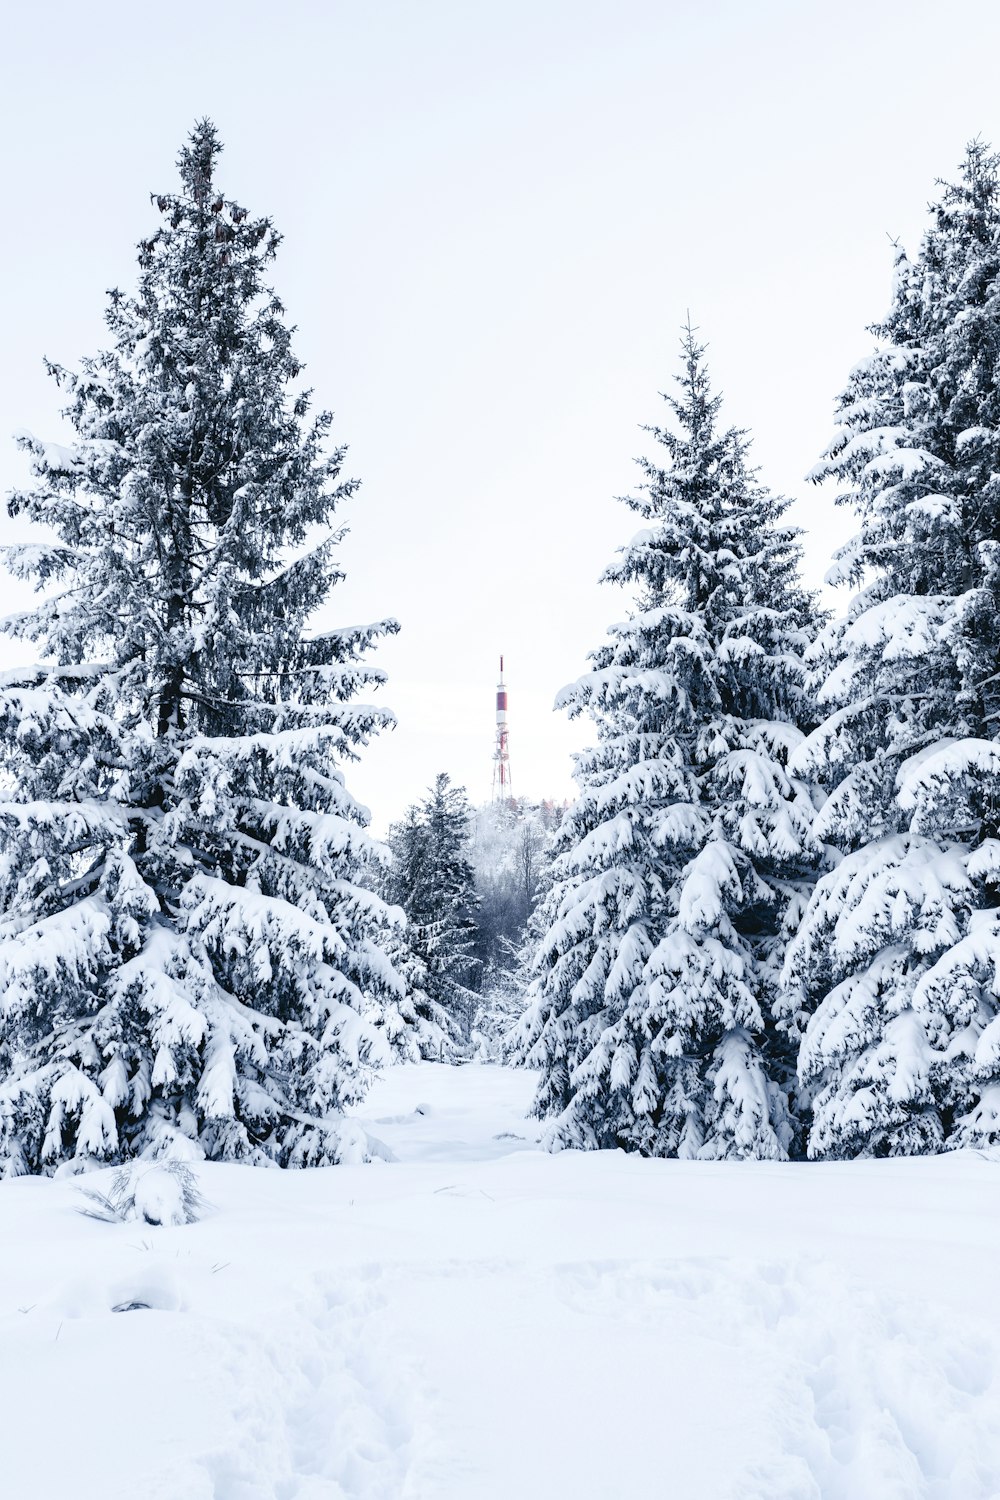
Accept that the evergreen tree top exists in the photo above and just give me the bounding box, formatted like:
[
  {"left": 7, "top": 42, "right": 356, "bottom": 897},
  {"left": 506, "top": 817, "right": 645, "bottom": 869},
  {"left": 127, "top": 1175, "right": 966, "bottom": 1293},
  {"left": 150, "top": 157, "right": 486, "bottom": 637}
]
[
  {"left": 7, "top": 117, "right": 397, "bottom": 735},
  {"left": 807, "top": 136, "right": 1000, "bottom": 754},
  {"left": 566, "top": 328, "right": 814, "bottom": 736},
  {"left": 606, "top": 326, "right": 806, "bottom": 621},
  {"left": 928, "top": 138, "right": 1000, "bottom": 250},
  {"left": 652, "top": 322, "right": 725, "bottom": 450}
]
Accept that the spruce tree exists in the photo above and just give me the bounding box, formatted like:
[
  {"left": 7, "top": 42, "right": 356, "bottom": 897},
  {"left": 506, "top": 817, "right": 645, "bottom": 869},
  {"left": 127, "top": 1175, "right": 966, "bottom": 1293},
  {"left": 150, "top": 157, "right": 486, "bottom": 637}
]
[
  {"left": 518, "top": 330, "right": 818, "bottom": 1158},
  {"left": 0, "top": 121, "right": 405, "bottom": 1174},
  {"left": 377, "top": 808, "right": 456, "bottom": 1060},
  {"left": 782, "top": 141, "right": 1000, "bottom": 1157},
  {"left": 385, "top": 775, "right": 481, "bottom": 1046}
]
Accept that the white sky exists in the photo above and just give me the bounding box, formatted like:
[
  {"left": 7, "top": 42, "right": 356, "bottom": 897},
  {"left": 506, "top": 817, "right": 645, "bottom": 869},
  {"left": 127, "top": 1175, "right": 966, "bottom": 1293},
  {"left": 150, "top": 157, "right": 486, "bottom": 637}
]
[{"left": 0, "top": 0, "right": 996, "bottom": 831}]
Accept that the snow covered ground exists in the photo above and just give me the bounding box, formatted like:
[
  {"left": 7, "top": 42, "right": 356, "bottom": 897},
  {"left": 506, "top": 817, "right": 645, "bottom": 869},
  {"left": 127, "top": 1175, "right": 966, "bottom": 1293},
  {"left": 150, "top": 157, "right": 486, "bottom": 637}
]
[{"left": 1, "top": 1062, "right": 999, "bottom": 1500}]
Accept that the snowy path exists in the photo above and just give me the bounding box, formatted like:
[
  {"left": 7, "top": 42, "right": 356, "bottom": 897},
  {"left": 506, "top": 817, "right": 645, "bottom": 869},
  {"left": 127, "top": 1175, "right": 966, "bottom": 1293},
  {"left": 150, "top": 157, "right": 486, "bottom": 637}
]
[{"left": 1, "top": 1064, "right": 999, "bottom": 1498}]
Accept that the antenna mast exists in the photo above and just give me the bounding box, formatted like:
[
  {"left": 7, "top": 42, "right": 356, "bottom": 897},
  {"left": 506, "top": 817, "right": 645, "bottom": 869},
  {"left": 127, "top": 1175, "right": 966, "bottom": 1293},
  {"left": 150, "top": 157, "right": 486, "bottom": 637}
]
[{"left": 492, "top": 655, "right": 512, "bottom": 802}]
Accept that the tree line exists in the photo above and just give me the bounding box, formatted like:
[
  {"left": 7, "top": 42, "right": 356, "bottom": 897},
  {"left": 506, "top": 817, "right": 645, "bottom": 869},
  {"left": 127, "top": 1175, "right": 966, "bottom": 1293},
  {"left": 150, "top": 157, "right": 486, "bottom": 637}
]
[
  {"left": 518, "top": 140, "right": 1000, "bottom": 1160},
  {"left": 380, "top": 776, "right": 561, "bottom": 1056},
  {"left": 0, "top": 122, "right": 998, "bottom": 1172}
]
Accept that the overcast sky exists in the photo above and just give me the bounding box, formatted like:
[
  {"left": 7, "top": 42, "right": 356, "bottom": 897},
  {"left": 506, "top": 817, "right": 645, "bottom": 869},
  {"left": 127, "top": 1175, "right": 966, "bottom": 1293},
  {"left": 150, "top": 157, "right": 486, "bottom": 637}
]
[{"left": 0, "top": 1, "right": 997, "bottom": 830}]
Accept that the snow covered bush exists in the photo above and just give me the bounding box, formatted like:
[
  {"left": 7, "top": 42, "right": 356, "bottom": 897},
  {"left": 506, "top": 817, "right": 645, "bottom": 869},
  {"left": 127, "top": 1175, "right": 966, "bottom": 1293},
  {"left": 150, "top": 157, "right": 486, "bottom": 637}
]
[
  {"left": 78, "top": 1160, "right": 207, "bottom": 1227},
  {"left": 518, "top": 329, "right": 819, "bottom": 1159},
  {"left": 782, "top": 141, "right": 1000, "bottom": 1157},
  {"left": 0, "top": 121, "right": 407, "bottom": 1175}
]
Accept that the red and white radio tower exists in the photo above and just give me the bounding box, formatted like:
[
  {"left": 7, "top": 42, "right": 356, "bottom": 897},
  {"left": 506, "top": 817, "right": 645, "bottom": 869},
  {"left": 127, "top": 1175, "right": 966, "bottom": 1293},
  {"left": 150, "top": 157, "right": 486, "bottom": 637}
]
[{"left": 492, "top": 655, "right": 512, "bottom": 802}]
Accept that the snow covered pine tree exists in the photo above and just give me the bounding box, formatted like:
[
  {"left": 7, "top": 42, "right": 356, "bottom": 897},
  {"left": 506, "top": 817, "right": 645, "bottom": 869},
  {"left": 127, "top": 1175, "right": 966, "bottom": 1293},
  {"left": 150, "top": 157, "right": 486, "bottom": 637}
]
[
  {"left": 376, "top": 804, "right": 458, "bottom": 1062},
  {"left": 518, "top": 329, "right": 818, "bottom": 1158},
  {"left": 385, "top": 775, "right": 481, "bottom": 1049},
  {"left": 0, "top": 121, "right": 406, "bottom": 1174},
  {"left": 783, "top": 141, "right": 1000, "bottom": 1158}
]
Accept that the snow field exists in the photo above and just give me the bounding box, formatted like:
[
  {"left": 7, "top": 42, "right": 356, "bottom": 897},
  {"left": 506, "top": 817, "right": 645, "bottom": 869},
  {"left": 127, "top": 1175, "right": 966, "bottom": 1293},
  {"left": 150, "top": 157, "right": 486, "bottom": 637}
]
[{"left": 1, "top": 1062, "right": 998, "bottom": 1499}]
